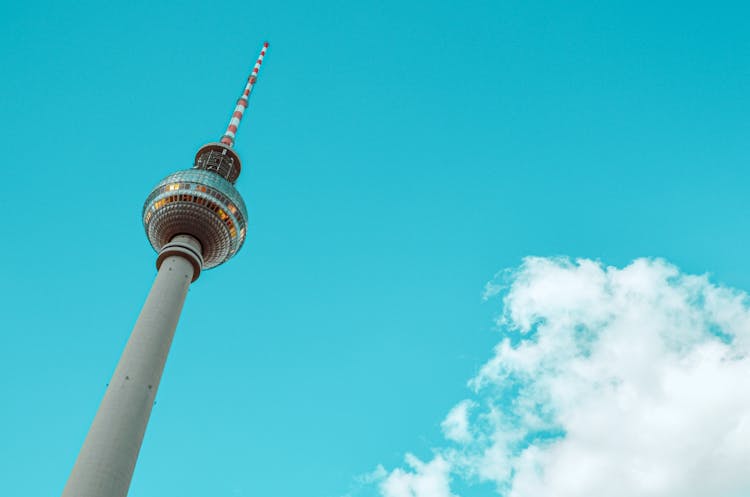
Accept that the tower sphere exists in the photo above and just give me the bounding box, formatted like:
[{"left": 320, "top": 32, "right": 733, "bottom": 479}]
[{"left": 142, "top": 153, "right": 248, "bottom": 270}]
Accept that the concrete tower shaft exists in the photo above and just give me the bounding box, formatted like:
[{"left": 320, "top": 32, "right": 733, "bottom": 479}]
[{"left": 61, "top": 236, "right": 201, "bottom": 497}]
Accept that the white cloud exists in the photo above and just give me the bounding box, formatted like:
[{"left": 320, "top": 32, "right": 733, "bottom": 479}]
[
  {"left": 441, "top": 400, "right": 476, "bottom": 443},
  {"left": 373, "top": 257, "right": 750, "bottom": 497},
  {"left": 358, "top": 465, "right": 388, "bottom": 484},
  {"left": 380, "top": 454, "right": 455, "bottom": 497}
]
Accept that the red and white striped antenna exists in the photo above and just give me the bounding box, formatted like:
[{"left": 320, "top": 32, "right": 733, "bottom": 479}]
[{"left": 220, "top": 41, "right": 269, "bottom": 147}]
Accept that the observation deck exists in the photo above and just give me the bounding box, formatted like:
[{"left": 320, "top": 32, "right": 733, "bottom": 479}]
[{"left": 142, "top": 156, "right": 248, "bottom": 270}]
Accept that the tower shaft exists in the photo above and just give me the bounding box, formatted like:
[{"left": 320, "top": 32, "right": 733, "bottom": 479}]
[{"left": 62, "top": 236, "right": 202, "bottom": 497}]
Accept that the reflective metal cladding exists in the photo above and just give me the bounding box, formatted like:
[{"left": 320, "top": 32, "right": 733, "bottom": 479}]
[{"left": 142, "top": 168, "right": 248, "bottom": 269}]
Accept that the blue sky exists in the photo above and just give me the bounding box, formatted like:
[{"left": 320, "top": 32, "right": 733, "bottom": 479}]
[{"left": 1, "top": 1, "right": 749, "bottom": 496}]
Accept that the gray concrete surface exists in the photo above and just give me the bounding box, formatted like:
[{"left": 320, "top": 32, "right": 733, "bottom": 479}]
[{"left": 62, "top": 235, "right": 201, "bottom": 497}]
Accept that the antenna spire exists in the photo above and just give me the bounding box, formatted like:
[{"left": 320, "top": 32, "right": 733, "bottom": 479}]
[{"left": 220, "top": 41, "right": 269, "bottom": 147}]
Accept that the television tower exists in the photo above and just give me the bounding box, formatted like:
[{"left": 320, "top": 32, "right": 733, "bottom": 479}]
[{"left": 61, "top": 42, "right": 269, "bottom": 497}]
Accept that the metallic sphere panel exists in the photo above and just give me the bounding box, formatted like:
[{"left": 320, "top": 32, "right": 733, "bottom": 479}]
[{"left": 143, "top": 169, "right": 248, "bottom": 269}]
